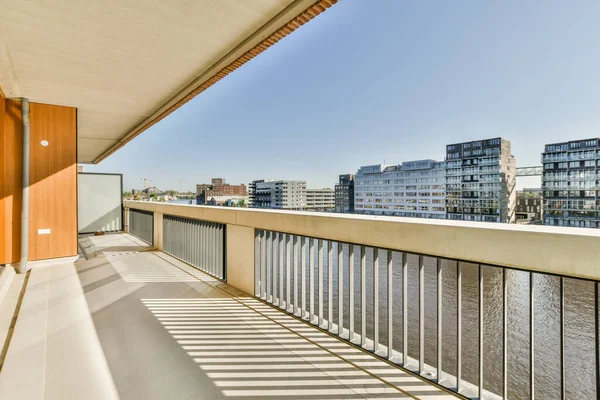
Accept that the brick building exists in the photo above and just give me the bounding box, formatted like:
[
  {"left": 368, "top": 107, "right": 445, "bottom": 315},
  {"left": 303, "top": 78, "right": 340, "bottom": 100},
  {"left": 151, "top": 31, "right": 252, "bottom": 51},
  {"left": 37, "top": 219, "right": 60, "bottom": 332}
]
[{"left": 196, "top": 178, "right": 247, "bottom": 205}]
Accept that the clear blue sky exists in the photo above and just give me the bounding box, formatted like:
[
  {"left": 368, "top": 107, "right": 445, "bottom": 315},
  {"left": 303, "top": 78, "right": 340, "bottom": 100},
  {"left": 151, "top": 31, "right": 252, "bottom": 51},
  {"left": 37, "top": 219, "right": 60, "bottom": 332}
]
[{"left": 87, "top": 0, "right": 600, "bottom": 192}]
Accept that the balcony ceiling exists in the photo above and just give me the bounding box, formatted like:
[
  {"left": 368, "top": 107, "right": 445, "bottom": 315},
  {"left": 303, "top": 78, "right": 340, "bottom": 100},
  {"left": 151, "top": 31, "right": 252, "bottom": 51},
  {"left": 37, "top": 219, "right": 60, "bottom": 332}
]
[{"left": 0, "top": 0, "right": 335, "bottom": 163}]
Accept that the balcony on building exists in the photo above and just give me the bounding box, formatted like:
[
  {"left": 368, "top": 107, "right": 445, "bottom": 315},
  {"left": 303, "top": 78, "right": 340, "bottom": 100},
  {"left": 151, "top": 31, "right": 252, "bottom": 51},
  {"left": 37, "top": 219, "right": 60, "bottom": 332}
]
[{"left": 1, "top": 1, "right": 600, "bottom": 400}]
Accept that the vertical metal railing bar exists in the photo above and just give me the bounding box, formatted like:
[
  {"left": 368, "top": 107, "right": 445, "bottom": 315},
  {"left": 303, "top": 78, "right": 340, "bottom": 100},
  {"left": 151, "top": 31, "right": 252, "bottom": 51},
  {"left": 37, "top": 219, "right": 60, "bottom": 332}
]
[
  {"left": 210, "top": 222, "right": 214, "bottom": 276},
  {"left": 387, "top": 250, "right": 393, "bottom": 359},
  {"left": 293, "top": 235, "right": 299, "bottom": 315},
  {"left": 328, "top": 240, "right": 333, "bottom": 331},
  {"left": 279, "top": 233, "right": 284, "bottom": 309},
  {"left": 200, "top": 221, "right": 203, "bottom": 272},
  {"left": 207, "top": 222, "right": 211, "bottom": 274},
  {"left": 373, "top": 248, "right": 379, "bottom": 352},
  {"left": 173, "top": 217, "right": 178, "bottom": 259},
  {"left": 254, "top": 231, "right": 260, "bottom": 296},
  {"left": 204, "top": 222, "right": 208, "bottom": 273},
  {"left": 318, "top": 239, "right": 324, "bottom": 327},
  {"left": 286, "top": 234, "right": 291, "bottom": 312},
  {"left": 457, "top": 262, "right": 462, "bottom": 393},
  {"left": 190, "top": 219, "right": 194, "bottom": 267},
  {"left": 214, "top": 222, "right": 217, "bottom": 276},
  {"left": 261, "top": 230, "right": 266, "bottom": 299},
  {"left": 349, "top": 245, "right": 355, "bottom": 340},
  {"left": 301, "top": 236, "right": 307, "bottom": 319},
  {"left": 266, "top": 231, "right": 271, "bottom": 302},
  {"left": 503, "top": 268, "right": 508, "bottom": 400},
  {"left": 530, "top": 272, "right": 535, "bottom": 400},
  {"left": 437, "top": 257, "right": 442, "bottom": 382},
  {"left": 309, "top": 238, "right": 315, "bottom": 323},
  {"left": 419, "top": 254, "right": 424, "bottom": 375},
  {"left": 273, "top": 232, "right": 279, "bottom": 306},
  {"left": 594, "top": 281, "right": 600, "bottom": 398},
  {"left": 360, "top": 246, "right": 366, "bottom": 347},
  {"left": 338, "top": 242, "right": 344, "bottom": 336},
  {"left": 214, "top": 222, "right": 218, "bottom": 276},
  {"left": 219, "top": 224, "right": 224, "bottom": 278},
  {"left": 194, "top": 220, "right": 199, "bottom": 268},
  {"left": 402, "top": 252, "right": 408, "bottom": 366},
  {"left": 478, "top": 264, "right": 484, "bottom": 399},
  {"left": 560, "top": 276, "right": 565, "bottom": 400},
  {"left": 186, "top": 218, "right": 190, "bottom": 264}
]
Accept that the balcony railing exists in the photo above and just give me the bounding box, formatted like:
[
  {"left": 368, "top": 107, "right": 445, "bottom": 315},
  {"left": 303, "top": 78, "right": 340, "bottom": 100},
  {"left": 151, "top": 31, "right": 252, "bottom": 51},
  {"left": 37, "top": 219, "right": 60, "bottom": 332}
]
[{"left": 124, "top": 200, "right": 600, "bottom": 399}]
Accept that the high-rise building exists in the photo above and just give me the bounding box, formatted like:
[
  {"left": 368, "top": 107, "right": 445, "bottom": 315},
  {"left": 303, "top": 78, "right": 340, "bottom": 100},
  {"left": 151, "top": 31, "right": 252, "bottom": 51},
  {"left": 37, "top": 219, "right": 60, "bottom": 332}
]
[
  {"left": 249, "top": 180, "right": 306, "bottom": 210},
  {"left": 305, "top": 188, "right": 335, "bottom": 211},
  {"left": 196, "top": 178, "right": 247, "bottom": 205},
  {"left": 516, "top": 188, "right": 543, "bottom": 224},
  {"left": 335, "top": 174, "right": 354, "bottom": 213},
  {"left": 445, "top": 138, "right": 516, "bottom": 223},
  {"left": 354, "top": 160, "right": 446, "bottom": 219},
  {"left": 542, "top": 138, "right": 600, "bottom": 228}
]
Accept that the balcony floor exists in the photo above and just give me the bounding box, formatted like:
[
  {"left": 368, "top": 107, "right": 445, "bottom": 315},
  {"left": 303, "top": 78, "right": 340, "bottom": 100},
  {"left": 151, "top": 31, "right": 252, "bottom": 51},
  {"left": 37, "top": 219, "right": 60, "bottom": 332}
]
[{"left": 0, "top": 233, "right": 458, "bottom": 400}]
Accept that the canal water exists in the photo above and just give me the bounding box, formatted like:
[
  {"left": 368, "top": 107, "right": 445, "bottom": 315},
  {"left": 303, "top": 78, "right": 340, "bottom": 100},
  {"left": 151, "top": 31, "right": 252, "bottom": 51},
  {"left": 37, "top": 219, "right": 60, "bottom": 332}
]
[{"left": 263, "top": 238, "right": 597, "bottom": 399}]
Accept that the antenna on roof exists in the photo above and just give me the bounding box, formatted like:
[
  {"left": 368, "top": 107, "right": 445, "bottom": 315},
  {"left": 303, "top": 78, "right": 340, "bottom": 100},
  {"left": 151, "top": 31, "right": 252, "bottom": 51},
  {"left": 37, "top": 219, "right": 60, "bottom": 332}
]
[{"left": 383, "top": 158, "right": 386, "bottom": 165}]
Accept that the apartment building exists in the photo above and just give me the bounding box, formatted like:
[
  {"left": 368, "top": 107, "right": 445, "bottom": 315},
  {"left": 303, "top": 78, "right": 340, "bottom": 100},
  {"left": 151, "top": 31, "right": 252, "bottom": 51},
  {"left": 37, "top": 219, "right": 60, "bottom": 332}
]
[
  {"left": 354, "top": 160, "right": 446, "bottom": 219},
  {"left": 542, "top": 138, "right": 600, "bottom": 228},
  {"left": 305, "top": 188, "right": 335, "bottom": 211},
  {"left": 196, "top": 178, "right": 247, "bottom": 205},
  {"left": 335, "top": 174, "right": 355, "bottom": 213},
  {"left": 446, "top": 138, "right": 516, "bottom": 223},
  {"left": 249, "top": 180, "right": 306, "bottom": 210},
  {"left": 516, "top": 188, "right": 543, "bottom": 223}
]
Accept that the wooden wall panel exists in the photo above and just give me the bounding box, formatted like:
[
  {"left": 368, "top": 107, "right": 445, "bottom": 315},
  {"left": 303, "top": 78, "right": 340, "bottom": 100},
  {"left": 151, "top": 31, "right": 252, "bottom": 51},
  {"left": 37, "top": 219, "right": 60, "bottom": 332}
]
[
  {"left": 0, "top": 98, "right": 23, "bottom": 264},
  {"left": 28, "top": 103, "right": 77, "bottom": 261},
  {"left": 0, "top": 91, "right": 4, "bottom": 263}
]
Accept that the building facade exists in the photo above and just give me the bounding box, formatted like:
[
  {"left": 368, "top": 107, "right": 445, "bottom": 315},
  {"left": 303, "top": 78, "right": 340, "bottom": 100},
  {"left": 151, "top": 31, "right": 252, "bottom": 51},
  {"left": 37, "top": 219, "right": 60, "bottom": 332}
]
[
  {"left": 516, "top": 188, "right": 543, "bottom": 223},
  {"left": 445, "top": 138, "right": 516, "bottom": 223},
  {"left": 305, "top": 188, "right": 335, "bottom": 211},
  {"left": 542, "top": 138, "right": 600, "bottom": 228},
  {"left": 354, "top": 160, "right": 446, "bottom": 219},
  {"left": 196, "top": 178, "right": 247, "bottom": 205},
  {"left": 335, "top": 174, "right": 354, "bottom": 213},
  {"left": 249, "top": 180, "right": 306, "bottom": 210}
]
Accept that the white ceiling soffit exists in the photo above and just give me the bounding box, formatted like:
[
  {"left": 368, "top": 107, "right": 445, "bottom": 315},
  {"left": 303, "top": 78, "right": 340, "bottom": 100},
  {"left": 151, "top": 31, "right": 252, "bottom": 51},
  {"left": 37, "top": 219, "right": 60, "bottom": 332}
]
[{"left": 0, "top": 0, "right": 336, "bottom": 163}]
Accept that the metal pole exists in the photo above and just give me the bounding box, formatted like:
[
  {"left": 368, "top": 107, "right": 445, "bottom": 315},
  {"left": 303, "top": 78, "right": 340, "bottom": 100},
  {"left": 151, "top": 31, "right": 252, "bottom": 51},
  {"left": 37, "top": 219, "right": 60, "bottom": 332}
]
[
  {"left": 374, "top": 248, "right": 379, "bottom": 353},
  {"left": 349, "top": 245, "right": 355, "bottom": 340},
  {"left": 361, "top": 246, "right": 366, "bottom": 347},
  {"left": 560, "top": 277, "right": 565, "bottom": 400},
  {"left": 457, "top": 262, "right": 462, "bottom": 393},
  {"left": 301, "top": 236, "right": 307, "bottom": 319},
  {"left": 328, "top": 240, "right": 333, "bottom": 331},
  {"left": 286, "top": 234, "right": 291, "bottom": 312},
  {"left": 309, "top": 238, "right": 315, "bottom": 322},
  {"left": 437, "top": 258, "right": 443, "bottom": 382},
  {"left": 318, "top": 239, "right": 324, "bottom": 326},
  {"left": 503, "top": 268, "right": 508, "bottom": 399},
  {"left": 530, "top": 272, "right": 535, "bottom": 400},
  {"left": 595, "top": 281, "right": 599, "bottom": 400},
  {"left": 419, "top": 255, "right": 424, "bottom": 374},
  {"left": 478, "top": 264, "right": 484, "bottom": 399},
  {"left": 387, "top": 250, "right": 393, "bottom": 359},
  {"left": 402, "top": 252, "right": 408, "bottom": 366},
  {"left": 338, "top": 243, "right": 344, "bottom": 336}
]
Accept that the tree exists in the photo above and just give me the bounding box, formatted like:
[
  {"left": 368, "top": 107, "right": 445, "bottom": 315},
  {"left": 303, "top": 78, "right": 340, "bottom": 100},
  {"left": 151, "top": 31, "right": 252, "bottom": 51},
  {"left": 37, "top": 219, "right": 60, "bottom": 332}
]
[{"left": 238, "top": 199, "right": 246, "bottom": 208}]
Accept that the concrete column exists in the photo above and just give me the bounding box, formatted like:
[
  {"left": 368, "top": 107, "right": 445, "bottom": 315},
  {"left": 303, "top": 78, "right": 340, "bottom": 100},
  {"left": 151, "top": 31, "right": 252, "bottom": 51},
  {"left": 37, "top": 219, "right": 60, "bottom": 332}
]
[
  {"left": 226, "top": 224, "right": 255, "bottom": 295},
  {"left": 153, "top": 212, "right": 163, "bottom": 250}
]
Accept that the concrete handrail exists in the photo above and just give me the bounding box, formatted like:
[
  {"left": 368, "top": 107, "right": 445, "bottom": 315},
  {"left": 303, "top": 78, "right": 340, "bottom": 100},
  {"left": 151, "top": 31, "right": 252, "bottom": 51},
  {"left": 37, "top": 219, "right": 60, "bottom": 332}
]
[{"left": 124, "top": 200, "right": 600, "bottom": 282}]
